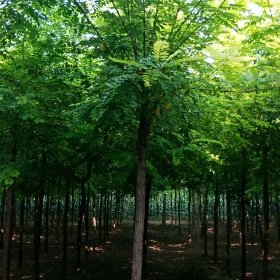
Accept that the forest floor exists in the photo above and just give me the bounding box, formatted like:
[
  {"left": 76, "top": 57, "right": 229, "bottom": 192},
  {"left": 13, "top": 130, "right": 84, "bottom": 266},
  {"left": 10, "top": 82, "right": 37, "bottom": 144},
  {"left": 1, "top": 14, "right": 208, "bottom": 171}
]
[{"left": 1, "top": 219, "right": 280, "bottom": 279}]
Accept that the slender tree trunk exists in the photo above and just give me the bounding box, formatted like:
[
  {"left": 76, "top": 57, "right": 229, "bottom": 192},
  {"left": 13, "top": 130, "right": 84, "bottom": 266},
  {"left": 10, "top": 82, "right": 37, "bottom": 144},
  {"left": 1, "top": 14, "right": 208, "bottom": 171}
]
[
  {"left": 0, "top": 184, "right": 6, "bottom": 250},
  {"left": 131, "top": 112, "right": 148, "bottom": 280},
  {"left": 188, "top": 187, "right": 191, "bottom": 240},
  {"left": 241, "top": 162, "right": 247, "bottom": 280},
  {"left": 256, "top": 193, "right": 264, "bottom": 249},
  {"left": 25, "top": 196, "right": 30, "bottom": 233},
  {"left": 12, "top": 198, "right": 16, "bottom": 233},
  {"left": 142, "top": 176, "right": 152, "bottom": 280},
  {"left": 114, "top": 193, "right": 120, "bottom": 228},
  {"left": 103, "top": 190, "right": 108, "bottom": 241},
  {"left": 34, "top": 150, "right": 46, "bottom": 280},
  {"left": 33, "top": 189, "right": 44, "bottom": 280},
  {"left": 50, "top": 195, "right": 55, "bottom": 230},
  {"left": 178, "top": 185, "right": 181, "bottom": 234},
  {"left": 70, "top": 185, "right": 75, "bottom": 237},
  {"left": 174, "top": 187, "right": 177, "bottom": 226},
  {"left": 99, "top": 189, "right": 103, "bottom": 243},
  {"left": 108, "top": 190, "right": 112, "bottom": 232},
  {"left": 276, "top": 188, "right": 280, "bottom": 243},
  {"left": 170, "top": 192, "right": 173, "bottom": 225},
  {"left": 161, "top": 193, "right": 166, "bottom": 226},
  {"left": 193, "top": 191, "right": 199, "bottom": 241},
  {"left": 250, "top": 198, "right": 254, "bottom": 248},
  {"left": 2, "top": 186, "right": 14, "bottom": 280},
  {"left": 85, "top": 184, "right": 90, "bottom": 258},
  {"left": 222, "top": 193, "right": 225, "bottom": 223},
  {"left": 226, "top": 187, "right": 231, "bottom": 275},
  {"left": 262, "top": 144, "right": 269, "bottom": 280},
  {"left": 201, "top": 180, "right": 208, "bottom": 256},
  {"left": 192, "top": 191, "right": 196, "bottom": 228},
  {"left": 76, "top": 182, "right": 85, "bottom": 271},
  {"left": 62, "top": 177, "right": 70, "bottom": 280},
  {"left": 18, "top": 198, "right": 25, "bottom": 269},
  {"left": 44, "top": 190, "right": 49, "bottom": 252},
  {"left": 56, "top": 187, "right": 61, "bottom": 245},
  {"left": 214, "top": 177, "right": 219, "bottom": 264}
]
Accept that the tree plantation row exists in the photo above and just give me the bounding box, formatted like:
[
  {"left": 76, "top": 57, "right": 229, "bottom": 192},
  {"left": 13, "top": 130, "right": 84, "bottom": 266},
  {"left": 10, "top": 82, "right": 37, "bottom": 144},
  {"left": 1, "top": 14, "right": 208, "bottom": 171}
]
[
  {"left": 1, "top": 178, "right": 280, "bottom": 279},
  {"left": 1, "top": 0, "right": 280, "bottom": 280}
]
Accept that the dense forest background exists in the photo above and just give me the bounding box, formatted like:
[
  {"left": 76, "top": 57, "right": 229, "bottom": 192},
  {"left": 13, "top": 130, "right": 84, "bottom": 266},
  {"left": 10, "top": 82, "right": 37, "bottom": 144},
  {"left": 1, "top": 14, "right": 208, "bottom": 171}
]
[{"left": 1, "top": 0, "right": 280, "bottom": 280}]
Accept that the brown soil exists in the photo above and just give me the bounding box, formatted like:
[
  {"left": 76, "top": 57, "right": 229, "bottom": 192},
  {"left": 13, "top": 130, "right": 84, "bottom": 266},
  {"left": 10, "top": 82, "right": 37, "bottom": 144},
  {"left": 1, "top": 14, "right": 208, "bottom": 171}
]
[{"left": 1, "top": 220, "right": 280, "bottom": 279}]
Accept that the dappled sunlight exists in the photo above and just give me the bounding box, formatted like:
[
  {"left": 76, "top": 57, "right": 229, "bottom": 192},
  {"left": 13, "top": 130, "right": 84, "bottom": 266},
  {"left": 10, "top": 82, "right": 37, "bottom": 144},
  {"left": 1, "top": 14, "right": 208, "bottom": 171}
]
[{"left": 148, "top": 244, "right": 163, "bottom": 252}]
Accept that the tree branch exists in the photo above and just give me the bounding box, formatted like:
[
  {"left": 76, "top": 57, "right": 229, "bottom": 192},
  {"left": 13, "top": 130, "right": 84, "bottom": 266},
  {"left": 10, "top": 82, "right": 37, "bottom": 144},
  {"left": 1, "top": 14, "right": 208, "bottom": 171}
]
[{"left": 110, "top": 0, "right": 138, "bottom": 60}]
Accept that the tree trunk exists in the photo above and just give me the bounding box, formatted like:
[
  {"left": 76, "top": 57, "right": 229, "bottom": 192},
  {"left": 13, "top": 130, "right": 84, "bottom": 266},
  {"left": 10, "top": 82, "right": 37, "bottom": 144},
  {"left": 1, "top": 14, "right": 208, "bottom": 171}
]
[
  {"left": 174, "top": 187, "right": 177, "bottom": 226},
  {"left": 70, "top": 185, "right": 75, "bottom": 237},
  {"left": 226, "top": 187, "right": 231, "bottom": 275},
  {"left": 44, "top": 190, "right": 49, "bottom": 252},
  {"left": 131, "top": 112, "right": 148, "bottom": 280},
  {"left": 76, "top": 182, "right": 85, "bottom": 271},
  {"left": 178, "top": 185, "right": 181, "bottom": 234},
  {"left": 18, "top": 198, "right": 25, "bottom": 269},
  {"left": 0, "top": 184, "right": 6, "bottom": 250},
  {"left": 214, "top": 177, "right": 219, "bottom": 264},
  {"left": 2, "top": 186, "right": 14, "bottom": 280},
  {"left": 262, "top": 144, "right": 269, "bottom": 280},
  {"left": 170, "top": 192, "right": 173, "bottom": 225},
  {"left": 142, "top": 176, "right": 152, "bottom": 280},
  {"left": 240, "top": 164, "right": 247, "bottom": 280},
  {"left": 33, "top": 189, "right": 44, "bottom": 280},
  {"left": 256, "top": 193, "right": 264, "bottom": 249},
  {"left": 56, "top": 187, "right": 61, "bottom": 245},
  {"left": 85, "top": 184, "right": 90, "bottom": 258},
  {"left": 201, "top": 180, "right": 208, "bottom": 256},
  {"left": 276, "top": 188, "right": 280, "bottom": 243},
  {"left": 161, "top": 192, "right": 166, "bottom": 226},
  {"left": 188, "top": 187, "right": 191, "bottom": 240},
  {"left": 114, "top": 193, "right": 120, "bottom": 228},
  {"left": 62, "top": 177, "right": 70, "bottom": 280},
  {"left": 103, "top": 190, "right": 108, "bottom": 241},
  {"left": 250, "top": 198, "right": 254, "bottom": 248},
  {"left": 99, "top": 189, "right": 103, "bottom": 243},
  {"left": 34, "top": 149, "right": 46, "bottom": 280}
]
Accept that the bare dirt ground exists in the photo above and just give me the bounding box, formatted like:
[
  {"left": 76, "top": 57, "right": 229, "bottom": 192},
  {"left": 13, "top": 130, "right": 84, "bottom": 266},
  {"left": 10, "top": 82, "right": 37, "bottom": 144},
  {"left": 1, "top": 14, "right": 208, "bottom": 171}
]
[{"left": 1, "top": 220, "right": 280, "bottom": 279}]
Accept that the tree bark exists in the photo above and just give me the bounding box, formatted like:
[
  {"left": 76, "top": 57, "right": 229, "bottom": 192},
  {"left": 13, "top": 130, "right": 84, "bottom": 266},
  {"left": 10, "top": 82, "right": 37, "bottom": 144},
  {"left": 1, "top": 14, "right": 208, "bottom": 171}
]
[
  {"left": 56, "top": 187, "right": 61, "bottom": 245},
  {"left": 250, "top": 198, "right": 254, "bottom": 248},
  {"left": 161, "top": 192, "right": 166, "bottom": 226},
  {"left": 178, "top": 185, "right": 181, "bottom": 234},
  {"left": 240, "top": 162, "right": 247, "bottom": 280},
  {"left": 85, "top": 184, "right": 90, "bottom": 258},
  {"left": 214, "top": 177, "right": 219, "bottom": 264},
  {"left": 33, "top": 149, "right": 46, "bottom": 280},
  {"left": 62, "top": 177, "right": 70, "bottom": 280},
  {"left": 262, "top": 144, "right": 269, "bottom": 280},
  {"left": 201, "top": 179, "right": 208, "bottom": 256},
  {"left": 142, "top": 176, "right": 152, "bottom": 280},
  {"left": 226, "top": 187, "right": 231, "bottom": 275},
  {"left": 76, "top": 181, "right": 85, "bottom": 270},
  {"left": 170, "top": 192, "right": 173, "bottom": 225},
  {"left": 99, "top": 189, "right": 103, "bottom": 243},
  {"left": 0, "top": 184, "right": 6, "bottom": 250},
  {"left": 131, "top": 112, "right": 148, "bottom": 280},
  {"left": 2, "top": 186, "right": 14, "bottom": 280},
  {"left": 44, "top": 190, "right": 49, "bottom": 252},
  {"left": 18, "top": 198, "right": 25, "bottom": 269},
  {"left": 276, "top": 188, "right": 280, "bottom": 243},
  {"left": 188, "top": 187, "right": 191, "bottom": 240}
]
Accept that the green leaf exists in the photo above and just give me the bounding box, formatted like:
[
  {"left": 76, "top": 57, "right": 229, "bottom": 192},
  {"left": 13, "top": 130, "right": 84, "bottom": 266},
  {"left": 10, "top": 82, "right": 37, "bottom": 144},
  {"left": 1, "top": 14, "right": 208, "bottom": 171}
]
[
  {"left": 0, "top": 167, "right": 20, "bottom": 185},
  {"left": 153, "top": 40, "right": 170, "bottom": 62},
  {"left": 109, "top": 57, "right": 145, "bottom": 68}
]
